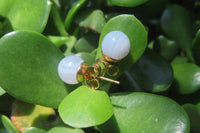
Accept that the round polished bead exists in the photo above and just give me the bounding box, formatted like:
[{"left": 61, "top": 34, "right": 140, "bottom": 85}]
[
  {"left": 101, "top": 31, "right": 131, "bottom": 61},
  {"left": 58, "top": 55, "right": 84, "bottom": 84}
]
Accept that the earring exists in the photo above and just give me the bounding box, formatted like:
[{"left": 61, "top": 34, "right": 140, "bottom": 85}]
[
  {"left": 57, "top": 31, "right": 131, "bottom": 89},
  {"left": 101, "top": 31, "right": 130, "bottom": 62}
]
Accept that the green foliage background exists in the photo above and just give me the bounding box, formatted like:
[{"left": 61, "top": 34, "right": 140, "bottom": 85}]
[{"left": 0, "top": 0, "right": 200, "bottom": 133}]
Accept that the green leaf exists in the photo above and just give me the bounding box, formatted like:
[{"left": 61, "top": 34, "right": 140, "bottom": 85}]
[
  {"left": 64, "top": 0, "right": 87, "bottom": 31},
  {"left": 0, "top": 0, "right": 14, "bottom": 17},
  {"left": 154, "top": 35, "right": 179, "bottom": 61},
  {"left": 75, "top": 33, "right": 99, "bottom": 53},
  {"left": 47, "top": 127, "right": 84, "bottom": 133},
  {"left": 192, "top": 29, "right": 200, "bottom": 65},
  {"left": 11, "top": 100, "right": 55, "bottom": 132},
  {"left": 76, "top": 52, "right": 96, "bottom": 65},
  {"left": 23, "top": 127, "right": 46, "bottom": 133},
  {"left": 172, "top": 62, "right": 200, "bottom": 94},
  {"left": 48, "top": 36, "right": 71, "bottom": 48},
  {"left": 1, "top": 114, "right": 19, "bottom": 133},
  {"left": 0, "top": 31, "right": 68, "bottom": 108},
  {"left": 58, "top": 85, "right": 113, "bottom": 128},
  {"left": 75, "top": 9, "right": 106, "bottom": 33},
  {"left": 183, "top": 104, "right": 200, "bottom": 133},
  {"left": 161, "top": 5, "right": 193, "bottom": 61},
  {"left": 1, "top": 0, "right": 51, "bottom": 32},
  {"left": 96, "top": 15, "right": 147, "bottom": 71},
  {"left": 127, "top": 49, "right": 173, "bottom": 92},
  {"left": 107, "top": 0, "right": 148, "bottom": 7},
  {"left": 98, "top": 92, "right": 190, "bottom": 133},
  {"left": 0, "top": 86, "right": 5, "bottom": 96}
]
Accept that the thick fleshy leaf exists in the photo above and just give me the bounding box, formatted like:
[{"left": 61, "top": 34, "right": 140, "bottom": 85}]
[
  {"left": 0, "top": 31, "right": 68, "bottom": 108},
  {"left": 192, "top": 29, "right": 200, "bottom": 65},
  {"left": 127, "top": 49, "right": 173, "bottom": 92},
  {"left": 171, "top": 62, "right": 200, "bottom": 94},
  {"left": 58, "top": 85, "right": 113, "bottom": 128},
  {"left": 1, "top": 114, "right": 19, "bottom": 133},
  {"left": 1, "top": 0, "right": 51, "bottom": 32},
  {"left": 107, "top": 0, "right": 148, "bottom": 7},
  {"left": 75, "top": 33, "right": 99, "bottom": 53},
  {"left": 98, "top": 92, "right": 190, "bottom": 133},
  {"left": 11, "top": 100, "right": 55, "bottom": 132},
  {"left": 0, "top": 86, "right": 5, "bottom": 96},
  {"left": 23, "top": 127, "right": 46, "bottom": 133},
  {"left": 154, "top": 35, "right": 179, "bottom": 61},
  {"left": 76, "top": 52, "right": 96, "bottom": 65},
  {"left": 161, "top": 5, "right": 193, "bottom": 61},
  {"left": 183, "top": 104, "right": 200, "bottom": 133},
  {"left": 47, "top": 127, "right": 84, "bottom": 133},
  {"left": 0, "top": 0, "right": 14, "bottom": 17},
  {"left": 75, "top": 9, "right": 106, "bottom": 33},
  {"left": 96, "top": 15, "right": 147, "bottom": 72}
]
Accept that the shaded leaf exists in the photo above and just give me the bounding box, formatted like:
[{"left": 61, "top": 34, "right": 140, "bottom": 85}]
[
  {"left": 128, "top": 49, "right": 173, "bottom": 92},
  {"left": 154, "top": 35, "right": 179, "bottom": 61},
  {"left": 192, "top": 29, "right": 200, "bottom": 65},
  {"left": 75, "top": 33, "right": 99, "bottom": 53},
  {"left": 161, "top": 5, "right": 193, "bottom": 61},
  {"left": 183, "top": 104, "right": 200, "bottom": 133},
  {"left": 76, "top": 52, "right": 96, "bottom": 65}
]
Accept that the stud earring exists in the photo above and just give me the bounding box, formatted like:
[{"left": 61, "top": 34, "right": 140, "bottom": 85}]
[
  {"left": 58, "top": 31, "right": 131, "bottom": 89},
  {"left": 101, "top": 31, "right": 130, "bottom": 62},
  {"left": 58, "top": 55, "right": 119, "bottom": 89}
]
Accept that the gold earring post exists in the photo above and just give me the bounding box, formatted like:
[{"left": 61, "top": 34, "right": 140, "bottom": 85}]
[{"left": 98, "top": 76, "right": 120, "bottom": 84}]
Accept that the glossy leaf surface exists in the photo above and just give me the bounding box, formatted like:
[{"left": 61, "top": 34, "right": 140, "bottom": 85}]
[
  {"left": 96, "top": 15, "right": 147, "bottom": 70},
  {"left": 11, "top": 101, "right": 55, "bottom": 132},
  {"left": 59, "top": 86, "right": 113, "bottom": 128},
  {"left": 75, "top": 9, "right": 106, "bottom": 33},
  {"left": 0, "top": 0, "right": 51, "bottom": 32},
  {"left": 107, "top": 0, "right": 148, "bottom": 7},
  {"left": 0, "top": 31, "right": 68, "bottom": 108},
  {"left": 47, "top": 127, "right": 84, "bottom": 133},
  {"left": 99, "top": 92, "right": 190, "bottom": 133},
  {"left": 172, "top": 62, "right": 200, "bottom": 94},
  {"left": 128, "top": 49, "right": 173, "bottom": 92}
]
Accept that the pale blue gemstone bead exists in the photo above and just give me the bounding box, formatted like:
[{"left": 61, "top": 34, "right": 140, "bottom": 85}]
[
  {"left": 102, "top": 31, "right": 131, "bottom": 60},
  {"left": 58, "top": 55, "right": 84, "bottom": 84}
]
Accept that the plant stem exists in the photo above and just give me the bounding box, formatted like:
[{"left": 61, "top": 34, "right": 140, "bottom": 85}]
[{"left": 64, "top": 0, "right": 87, "bottom": 31}]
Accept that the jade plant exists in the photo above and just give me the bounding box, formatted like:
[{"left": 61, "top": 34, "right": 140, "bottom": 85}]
[{"left": 0, "top": 0, "right": 200, "bottom": 133}]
